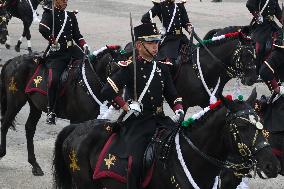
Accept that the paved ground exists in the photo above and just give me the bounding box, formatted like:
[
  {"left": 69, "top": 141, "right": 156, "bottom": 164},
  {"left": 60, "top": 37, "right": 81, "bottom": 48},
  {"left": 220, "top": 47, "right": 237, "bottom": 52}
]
[{"left": 0, "top": 0, "right": 283, "bottom": 188}]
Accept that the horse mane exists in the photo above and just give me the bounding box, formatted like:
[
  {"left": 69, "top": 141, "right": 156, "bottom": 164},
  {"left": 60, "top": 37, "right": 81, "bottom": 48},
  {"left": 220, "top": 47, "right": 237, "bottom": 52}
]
[
  {"left": 214, "top": 26, "right": 243, "bottom": 36},
  {"left": 186, "top": 104, "right": 226, "bottom": 131},
  {"left": 198, "top": 25, "right": 250, "bottom": 48}
]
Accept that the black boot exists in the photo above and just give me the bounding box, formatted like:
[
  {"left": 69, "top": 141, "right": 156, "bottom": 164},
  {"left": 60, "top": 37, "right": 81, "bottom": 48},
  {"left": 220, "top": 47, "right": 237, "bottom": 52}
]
[
  {"left": 46, "top": 107, "right": 56, "bottom": 125},
  {"left": 127, "top": 172, "right": 140, "bottom": 189}
]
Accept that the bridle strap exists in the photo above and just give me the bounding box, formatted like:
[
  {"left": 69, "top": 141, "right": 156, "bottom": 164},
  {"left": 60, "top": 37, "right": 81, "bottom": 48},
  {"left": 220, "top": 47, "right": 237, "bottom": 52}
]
[{"left": 181, "top": 131, "right": 232, "bottom": 169}]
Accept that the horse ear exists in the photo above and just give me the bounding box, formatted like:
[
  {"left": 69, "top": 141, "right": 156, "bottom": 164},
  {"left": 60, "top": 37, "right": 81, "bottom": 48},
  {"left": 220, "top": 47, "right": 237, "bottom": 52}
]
[
  {"left": 246, "top": 87, "right": 257, "bottom": 107},
  {"left": 220, "top": 95, "right": 234, "bottom": 111}
]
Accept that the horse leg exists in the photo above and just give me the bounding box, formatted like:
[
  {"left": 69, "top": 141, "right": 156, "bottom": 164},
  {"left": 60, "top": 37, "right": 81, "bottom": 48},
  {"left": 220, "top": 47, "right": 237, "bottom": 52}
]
[
  {"left": 0, "top": 98, "right": 26, "bottom": 158},
  {"left": 25, "top": 22, "right": 32, "bottom": 53},
  {"left": 5, "top": 34, "right": 11, "bottom": 49},
  {"left": 25, "top": 101, "right": 43, "bottom": 176},
  {"left": 15, "top": 21, "right": 28, "bottom": 52}
]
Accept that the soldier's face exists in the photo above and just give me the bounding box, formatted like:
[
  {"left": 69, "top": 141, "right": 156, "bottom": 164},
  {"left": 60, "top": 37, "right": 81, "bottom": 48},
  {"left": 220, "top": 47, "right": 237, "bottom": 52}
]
[
  {"left": 55, "top": 0, "right": 68, "bottom": 10},
  {"left": 136, "top": 41, "right": 159, "bottom": 58}
]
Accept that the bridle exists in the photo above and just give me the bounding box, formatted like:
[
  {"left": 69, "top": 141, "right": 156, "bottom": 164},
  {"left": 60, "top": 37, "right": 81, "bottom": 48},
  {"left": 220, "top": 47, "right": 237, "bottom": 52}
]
[
  {"left": 226, "top": 42, "right": 256, "bottom": 79},
  {"left": 180, "top": 108, "right": 270, "bottom": 177}
]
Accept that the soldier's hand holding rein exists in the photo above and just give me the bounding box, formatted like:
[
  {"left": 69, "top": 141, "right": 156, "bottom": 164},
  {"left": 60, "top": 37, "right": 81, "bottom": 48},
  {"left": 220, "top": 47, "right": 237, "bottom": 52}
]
[
  {"left": 256, "top": 14, "right": 263, "bottom": 24},
  {"left": 186, "top": 23, "right": 193, "bottom": 34},
  {"left": 171, "top": 109, "right": 185, "bottom": 123},
  {"left": 83, "top": 44, "right": 90, "bottom": 55}
]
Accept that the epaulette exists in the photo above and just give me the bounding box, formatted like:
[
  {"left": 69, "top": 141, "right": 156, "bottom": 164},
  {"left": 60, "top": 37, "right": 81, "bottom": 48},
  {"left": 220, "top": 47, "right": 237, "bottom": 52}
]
[
  {"left": 178, "top": 0, "right": 187, "bottom": 4},
  {"left": 43, "top": 6, "right": 52, "bottom": 11},
  {"left": 67, "top": 10, "right": 79, "bottom": 14},
  {"left": 118, "top": 59, "right": 132, "bottom": 67},
  {"left": 158, "top": 60, "right": 173, "bottom": 65},
  {"left": 152, "top": 0, "right": 164, "bottom": 3}
]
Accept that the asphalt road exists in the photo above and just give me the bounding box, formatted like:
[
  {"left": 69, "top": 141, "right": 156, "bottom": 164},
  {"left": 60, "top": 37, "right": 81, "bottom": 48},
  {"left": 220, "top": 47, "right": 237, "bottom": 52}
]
[{"left": 0, "top": 0, "right": 283, "bottom": 188}]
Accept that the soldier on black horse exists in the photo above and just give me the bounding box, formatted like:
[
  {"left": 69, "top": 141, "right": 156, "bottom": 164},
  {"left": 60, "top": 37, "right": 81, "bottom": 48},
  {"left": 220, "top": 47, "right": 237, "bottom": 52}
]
[
  {"left": 247, "top": 0, "right": 284, "bottom": 99},
  {"left": 101, "top": 23, "right": 184, "bottom": 189},
  {"left": 141, "top": 0, "right": 193, "bottom": 63},
  {"left": 39, "top": 0, "right": 89, "bottom": 124},
  {"left": 246, "top": 0, "right": 283, "bottom": 73}
]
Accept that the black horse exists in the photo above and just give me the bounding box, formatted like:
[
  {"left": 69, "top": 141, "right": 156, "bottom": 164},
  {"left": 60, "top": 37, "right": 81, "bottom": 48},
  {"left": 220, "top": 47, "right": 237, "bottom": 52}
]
[
  {"left": 174, "top": 27, "right": 257, "bottom": 109},
  {"left": 0, "top": 46, "right": 124, "bottom": 176},
  {"left": 219, "top": 95, "right": 284, "bottom": 189},
  {"left": 52, "top": 89, "right": 280, "bottom": 189},
  {"left": 0, "top": 0, "right": 47, "bottom": 52}
]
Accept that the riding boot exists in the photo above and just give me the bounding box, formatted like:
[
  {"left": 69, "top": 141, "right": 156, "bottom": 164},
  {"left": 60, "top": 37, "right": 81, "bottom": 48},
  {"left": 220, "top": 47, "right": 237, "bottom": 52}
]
[
  {"left": 46, "top": 87, "right": 56, "bottom": 125},
  {"left": 46, "top": 107, "right": 56, "bottom": 125},
  {"left": 127, "top": 172, "right": 140, "bottom": 189}
]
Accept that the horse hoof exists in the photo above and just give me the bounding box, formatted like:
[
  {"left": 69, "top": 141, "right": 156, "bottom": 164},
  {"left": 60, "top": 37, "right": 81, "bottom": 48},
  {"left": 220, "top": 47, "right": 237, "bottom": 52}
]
[
  {"left": 32, "top": 167, "right": 44, "bottom": 176},
  {"left": 15, "top": 46, "right": 20, "bottom": 52},
  {"left": 5, "top": 44, "right": 10, "bottom": 49},
  {"left": 28, "top": 48, "right": 32, "bottom": 54},
  {"left": 0, "top": 148, "right": 6, "bottom": 158}
]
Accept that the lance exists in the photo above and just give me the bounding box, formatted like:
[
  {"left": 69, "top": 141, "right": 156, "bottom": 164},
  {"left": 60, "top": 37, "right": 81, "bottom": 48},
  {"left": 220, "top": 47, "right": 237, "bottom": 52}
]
[
  {"left": 281, "top": 3, "right": 284, "bottom": 31},
  {"left": 130, "top": 12, "right": 137, "bottom": 101},
  {"left": 52, "top": 0, "right": 55, "bottom": 38}
]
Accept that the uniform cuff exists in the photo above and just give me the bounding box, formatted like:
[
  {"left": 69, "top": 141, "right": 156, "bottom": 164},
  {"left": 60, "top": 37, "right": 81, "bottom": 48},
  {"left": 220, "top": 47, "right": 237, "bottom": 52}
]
[
  {"left": 173, "top": 103, "right": 183, "bottom": 112},
  {"left": 114, "top": 96, "right": 126, "bottom": 108},
  {"left": 79, "top": 38, "right": 86, "bottom": 48}
]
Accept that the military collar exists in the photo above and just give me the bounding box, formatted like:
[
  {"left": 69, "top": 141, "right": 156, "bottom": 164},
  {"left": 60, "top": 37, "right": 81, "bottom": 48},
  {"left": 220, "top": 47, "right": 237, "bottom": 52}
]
[{"left": 138, "top": 55, "right": 153, "bottom": 63}]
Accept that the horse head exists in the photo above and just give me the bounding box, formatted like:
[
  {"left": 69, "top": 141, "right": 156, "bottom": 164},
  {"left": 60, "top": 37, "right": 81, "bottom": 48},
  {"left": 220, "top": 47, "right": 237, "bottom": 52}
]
[
  {"left": 0, "top": 7, "right": 8, "bottom": 44},
  {"left": 220, "top": 88, "right": 280, "bottom": 178},
  {"left": 211, "top": 26, "right": 258, "bottom": 86},
  {"left": 92, "top": 45, "right": 129, "bottom": 83}
]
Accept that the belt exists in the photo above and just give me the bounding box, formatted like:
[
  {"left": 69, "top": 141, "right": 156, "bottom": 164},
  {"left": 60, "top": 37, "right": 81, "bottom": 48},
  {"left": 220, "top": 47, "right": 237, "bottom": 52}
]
[
  {"left": 143, "top": 106, "right": 164, "bottom": 116},
  {"left": 168, "top": 29, "right": 183, "bottom": 35},
  {"left": 66, "top": 40, "right": 73, "bottom": 48},
  {"left": 265, "top": 15, "right": 274, "bottom": 21}
]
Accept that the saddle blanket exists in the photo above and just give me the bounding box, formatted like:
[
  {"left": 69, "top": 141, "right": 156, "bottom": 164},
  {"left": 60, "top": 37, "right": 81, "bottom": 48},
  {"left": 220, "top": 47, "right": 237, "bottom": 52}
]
[
  {"left": 93, "top": 133, "right": 154, "bottom": 188},
  {"left": 25, "top": 64, "right": 69, "bottom": 96},
  {"left": 25, "top": 64, "right": 49, "bottom": 95}
]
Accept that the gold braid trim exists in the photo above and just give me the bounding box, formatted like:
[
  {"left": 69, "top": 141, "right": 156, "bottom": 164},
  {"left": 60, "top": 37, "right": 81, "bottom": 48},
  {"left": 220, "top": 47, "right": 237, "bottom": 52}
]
[
  {"left": 264, "top": 61, "right": 275, "bottom": 74},
  {"left": 107, "top": 77, "right": 119, "bottom": 93}
]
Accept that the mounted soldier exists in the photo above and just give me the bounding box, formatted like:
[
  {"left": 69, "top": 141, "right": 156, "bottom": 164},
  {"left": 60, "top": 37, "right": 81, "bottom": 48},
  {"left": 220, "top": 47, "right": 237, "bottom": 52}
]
[
  {"left": 141, "top": 0, "right": 193, "bottom": 63},
  {"left": 259, "top": 44, "right": 284, "bottom": 99},
  {"left": 39, "top": 0, "right": 89, "bottom": 124},
  {"left": 101, "top": 22, "right": 184, "bottom": 189},
  {"left": 246, "top": 0, "right": 283, "bottom": 73}
]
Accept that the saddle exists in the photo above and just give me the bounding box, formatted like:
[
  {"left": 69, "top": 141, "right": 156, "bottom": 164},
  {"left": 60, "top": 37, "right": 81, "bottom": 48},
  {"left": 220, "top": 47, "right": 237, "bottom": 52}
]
[
  {"left": 93, "top": 125, "right": 173, "bottom": 188},
  {"left": 25, "top": 55, "right": 81, "bottom": 96}
]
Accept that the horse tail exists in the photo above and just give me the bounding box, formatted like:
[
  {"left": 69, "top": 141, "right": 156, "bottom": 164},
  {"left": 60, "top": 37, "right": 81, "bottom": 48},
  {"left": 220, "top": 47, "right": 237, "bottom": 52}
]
[
  {"left": 0, "top": 59, "right": 11, "bottom": 120},
  {"left": 53, "top": 124, "right": 76, "bottom": 189}
]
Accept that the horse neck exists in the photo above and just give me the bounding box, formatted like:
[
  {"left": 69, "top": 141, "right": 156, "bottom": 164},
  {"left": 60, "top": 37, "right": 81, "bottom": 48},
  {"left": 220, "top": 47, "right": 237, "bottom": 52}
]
[
  {"left": 200, "top": 39, "right": 238, "bottom": 82},
  {"left": 169, "top": 107, "right": 230, "bottom": 188}
]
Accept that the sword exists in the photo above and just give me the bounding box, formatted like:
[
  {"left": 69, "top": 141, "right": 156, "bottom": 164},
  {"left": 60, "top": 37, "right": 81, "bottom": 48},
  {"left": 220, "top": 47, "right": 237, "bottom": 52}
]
[
  {"left": 281, "top": 3, "right": 284, "bottom": 30},
  {"left": 130, "top": 12, "right": 137, "bottom": 102},
  {"left": 52, "top": 0, "right": 55, "bottom": 39}
]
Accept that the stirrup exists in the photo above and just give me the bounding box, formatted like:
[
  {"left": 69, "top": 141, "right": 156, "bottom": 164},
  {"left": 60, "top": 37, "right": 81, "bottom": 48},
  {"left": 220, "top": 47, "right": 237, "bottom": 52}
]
[{"left": 46, "top": 111, "right": 56, "bottom": 125}]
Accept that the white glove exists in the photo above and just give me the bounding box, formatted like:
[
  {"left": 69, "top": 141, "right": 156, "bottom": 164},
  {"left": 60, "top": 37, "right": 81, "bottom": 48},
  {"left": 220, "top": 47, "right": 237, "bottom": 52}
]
[
  {"left": 129, "top": 101, "right": 142, "bottom": 116},
  {"left": 256, "top": 15, "right": 263, "bottom": 24},
  {"left": 159, "top": 27, "right": 166, "bottom": 35},
  {"left": 83, "top": 44, "right": 90, "bottom": 55},
  {"left": 279, "top": 85, "right": 284, "bottom": 95},
  {"left": 171, "top": 109, "right": 185, "bottom": 123},
  {"left": 101, "top": 105, "right": 123, "bottom": 122},
  {"left": 186, "top": 24, "right": 194, "bottom": 34}
]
